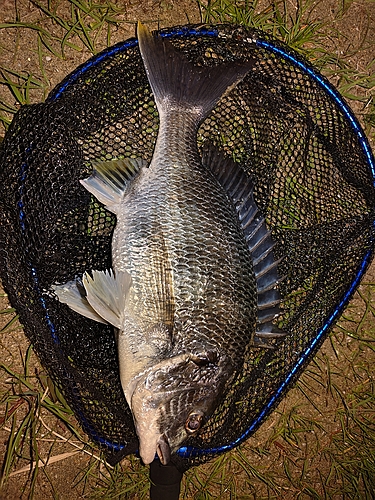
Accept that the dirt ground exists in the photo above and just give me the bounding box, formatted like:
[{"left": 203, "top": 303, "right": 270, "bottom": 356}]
[{"left": 0, "top": 0, "right": 374, "bottom": 499}]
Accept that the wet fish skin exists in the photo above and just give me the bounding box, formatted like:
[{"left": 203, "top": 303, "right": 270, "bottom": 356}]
[
  {"left": 54, "top": 23, "right": 258, "bottom": 465},
  {"left": 130, "top": 350, "right": 232, "bottom": 465}
]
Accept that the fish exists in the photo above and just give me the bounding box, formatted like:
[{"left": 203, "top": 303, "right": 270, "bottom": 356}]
[{"left": 53, "top": 22, "right": 284, "bottom": 465}]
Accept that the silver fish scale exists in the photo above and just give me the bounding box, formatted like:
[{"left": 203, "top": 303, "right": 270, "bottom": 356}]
[{"left": 111, "top": 113, "right": 257, "bottom": 364}]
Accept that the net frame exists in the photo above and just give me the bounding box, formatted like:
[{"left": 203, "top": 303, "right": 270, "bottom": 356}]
[{"left": 0, "top": 23, "right": 374, "bottom": 470}]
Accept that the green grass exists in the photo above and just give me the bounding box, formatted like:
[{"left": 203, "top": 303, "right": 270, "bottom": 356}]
[
  {"left": 199, "top": 0, "right": 328, "bottom": 51},
  {"left": 0, "top": 0, "right": 131, "bottom": 132},
  {"left": 0, "top": 0, "right": 374, "bottom": 137},
  {"left": 1, "top": 0, "right": 375, "bottom": 498},
  {"left": 179, "top": 282, "right": 375, "bottom": 499},
  {"left": 199, "top": 0, "right": 375, "bottom": 137}
]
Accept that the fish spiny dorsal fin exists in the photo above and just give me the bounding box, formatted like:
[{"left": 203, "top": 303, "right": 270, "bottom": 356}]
[
  {"left": 202, "top": 145, "right": 286, "bottom": 347},
  {"left": 80, "top": 157, "right": 147, "bottom": 213},
  {"left": 137, "top": 22, "right": 255, "bottom": 121}
]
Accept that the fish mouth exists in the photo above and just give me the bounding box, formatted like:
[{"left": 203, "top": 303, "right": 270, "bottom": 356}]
[
  {"left": 130, "top": 351, "right": 229, "bottom": 465},
  {"left": 137, "top": 432, "right": 171, "bottom": 465},
  {"left": 156, "top": 434, "right": 171, "bottom": 465}
]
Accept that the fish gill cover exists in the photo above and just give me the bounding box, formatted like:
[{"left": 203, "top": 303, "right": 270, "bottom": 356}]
[{"left": 0, "top": 23, "right": 374, "bottom": 471}]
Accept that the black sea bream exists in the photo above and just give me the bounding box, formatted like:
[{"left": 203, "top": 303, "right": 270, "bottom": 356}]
[{"left": 53, "top": 22, "right": 284, "bottom": 465}]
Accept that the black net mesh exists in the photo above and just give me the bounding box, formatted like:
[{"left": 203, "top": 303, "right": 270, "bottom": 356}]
[{"left": 0, "top": 24, "right": 374, "bottom": 471}]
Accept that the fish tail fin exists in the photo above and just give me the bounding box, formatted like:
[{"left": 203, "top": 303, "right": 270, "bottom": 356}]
[{"left": 137, "top": 22, "right": 255, "bottom": 121}]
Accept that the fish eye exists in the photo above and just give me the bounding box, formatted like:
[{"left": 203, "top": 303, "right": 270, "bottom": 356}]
[
  {"left": 185, "top": 412, "right": 203, "bottom": 434},
  {"left": 190, "top": 351, "right": 218, "bottom": 367}
]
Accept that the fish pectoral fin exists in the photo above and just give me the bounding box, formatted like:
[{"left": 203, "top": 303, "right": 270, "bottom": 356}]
[
  {"left": 52, "top": 280, "right": 109, "bottom": 324},
  {"left": 80, "top": 157, "right": 147, "bottom": 212},
  {"left": 148, "top": 234, "right": 175, "bottom": 333},
  {"left": 83, "top": 269, "right": 132, "bottom": 328}
]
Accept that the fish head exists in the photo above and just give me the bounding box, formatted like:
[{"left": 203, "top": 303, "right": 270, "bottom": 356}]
[{"left": 129, "top": 349, "right": 231, "bottom": 465}]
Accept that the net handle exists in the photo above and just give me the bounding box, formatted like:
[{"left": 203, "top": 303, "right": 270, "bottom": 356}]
[{"left": 149, "top": 460, "right": 183, "bottom": 500}]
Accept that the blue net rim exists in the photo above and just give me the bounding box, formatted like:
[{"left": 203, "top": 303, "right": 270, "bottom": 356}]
[{"left": 42, "top": 24, "right": 375, "bottom": 458}]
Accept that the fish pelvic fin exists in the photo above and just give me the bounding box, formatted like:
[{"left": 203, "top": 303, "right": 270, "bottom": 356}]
[
  {"left": 137, "top": 22, "right": 255, "bottom": 121},
  {"left": 82, "top": 269, "right": 132, "bottom": 329},
  {"left": 80, "top": 157, "right": 147, "bottom": 213},
  {"left": 52, "top": 279, "right": 109, "bottom": 324}
]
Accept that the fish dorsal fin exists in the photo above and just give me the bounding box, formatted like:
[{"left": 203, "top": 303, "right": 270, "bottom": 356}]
[
  {"left": 80, "top": 157, "right": 147, "bottom": 213},
  {"left": 137, "top": 22, "right": 255, "bottom": 121},
  {"left": 202, "top": 145, "right": 285, "bottom": 345}
]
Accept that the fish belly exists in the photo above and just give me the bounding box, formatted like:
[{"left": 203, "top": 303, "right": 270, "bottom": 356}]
[{"left": 112, "top": 152, "right": 257, "bottom": 365}]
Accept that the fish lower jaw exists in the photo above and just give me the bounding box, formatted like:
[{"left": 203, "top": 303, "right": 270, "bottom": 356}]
[
  {"left": 138, "top": 435, "right": 161, "bottom": 465},
  {"left": 135, "top": 414, "right": 171, "bottom": 465}
]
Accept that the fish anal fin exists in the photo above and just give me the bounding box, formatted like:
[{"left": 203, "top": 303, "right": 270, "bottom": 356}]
[{"left": 81, "top": 157, "right": 147, "bottom": 212}]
